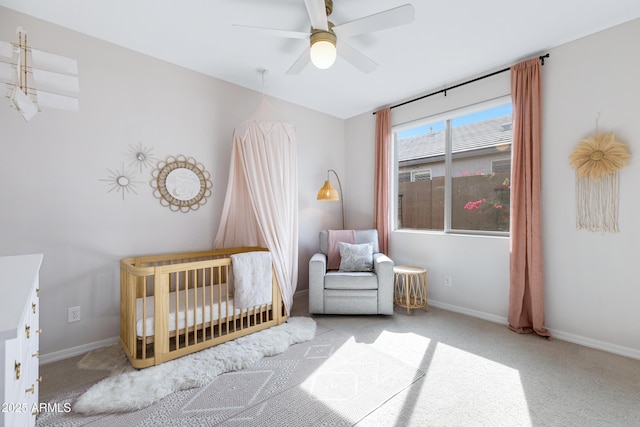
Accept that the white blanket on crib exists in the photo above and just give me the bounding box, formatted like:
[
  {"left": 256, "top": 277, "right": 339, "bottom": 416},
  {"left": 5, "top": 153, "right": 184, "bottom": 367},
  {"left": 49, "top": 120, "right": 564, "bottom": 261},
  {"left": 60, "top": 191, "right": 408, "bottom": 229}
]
[{"left": 231, "top": 251, "right": 272, "bottom": 309}]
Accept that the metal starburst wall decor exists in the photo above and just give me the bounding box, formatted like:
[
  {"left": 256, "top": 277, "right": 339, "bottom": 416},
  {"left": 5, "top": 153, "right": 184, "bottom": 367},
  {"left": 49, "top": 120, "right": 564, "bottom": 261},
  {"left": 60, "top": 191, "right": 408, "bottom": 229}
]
[{"left": 100, "top": 163, "right": 143, "bottom": 200}]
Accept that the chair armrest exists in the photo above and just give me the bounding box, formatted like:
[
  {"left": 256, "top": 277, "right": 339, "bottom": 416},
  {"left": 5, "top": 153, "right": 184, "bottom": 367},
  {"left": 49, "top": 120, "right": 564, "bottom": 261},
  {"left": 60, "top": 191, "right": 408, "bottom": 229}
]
[
  {"left": 310, "top": 252, "right": 327, "bottom": 273},
  {"left": 373, "top": 253, "right": 394, "bottom": 278},
  {"left": 309, "top": 253, "right": 327, "bottom": 314},
  {"left": 373, "top": 253, "right": 394, "bottom": 315}
]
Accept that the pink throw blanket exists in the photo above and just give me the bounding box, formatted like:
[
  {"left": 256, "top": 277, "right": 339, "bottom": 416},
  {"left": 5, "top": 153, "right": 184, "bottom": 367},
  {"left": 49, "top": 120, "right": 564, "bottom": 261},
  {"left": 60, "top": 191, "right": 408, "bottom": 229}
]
[{"left": 327, "top": 229, "right": 356, "bottom": 270}]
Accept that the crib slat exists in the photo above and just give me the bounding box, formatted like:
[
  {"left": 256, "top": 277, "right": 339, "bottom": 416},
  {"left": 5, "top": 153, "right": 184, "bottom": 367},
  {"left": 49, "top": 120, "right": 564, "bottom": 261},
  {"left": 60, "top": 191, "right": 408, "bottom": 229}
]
[
  {"left": 217, "top": 266, "right": 222, "bottom": 335},
  {"left": 189, "top": 269, "right": 194, "bottom": 346},
  {"left": 183, "top": 271, "right": 189, "bottom": 349},
  {"left": 226, "top": 263, "right": 233, "bottom": 333},
  {"left": 201, "top": 268, "right": 207, "bottom": 340},
  {"left": 154, "top": 272, "right": 170, "bottom": 362},
  {"left": 197, "top": 268, "right": 202, "bottom": 344},
  {"left": 121, "top": 268, "right": 135, "bottom": 359},
  {"left": 174, "top": 273, "right": 180, "bottom": 350},
  {"left": 194, "top": 268, "right": 200, "bottom": 344},
  {"left": 225, "top": 264, "right": 231, "bottom": 334},
  {"left": 189, "top": 269, "right": 193, "bottom": 345},
  {"left": 209, "top": 266, "right": 214, "bottom": 339},
  {"left": 141, "top": 284, "right": 147, "bottom": 360}
]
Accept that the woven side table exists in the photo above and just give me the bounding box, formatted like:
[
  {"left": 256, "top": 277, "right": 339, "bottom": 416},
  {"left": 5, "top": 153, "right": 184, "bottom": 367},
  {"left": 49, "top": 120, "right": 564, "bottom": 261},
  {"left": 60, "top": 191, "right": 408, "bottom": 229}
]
[{"left": 393, "top": 266, "right": 428, "bottom": 314}]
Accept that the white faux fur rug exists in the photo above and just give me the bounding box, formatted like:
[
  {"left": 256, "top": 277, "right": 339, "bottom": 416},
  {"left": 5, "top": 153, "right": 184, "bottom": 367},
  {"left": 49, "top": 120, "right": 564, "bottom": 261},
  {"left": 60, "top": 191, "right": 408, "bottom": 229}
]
[{"left": 73, "top": 317, "right": 316, "bottom": 414}]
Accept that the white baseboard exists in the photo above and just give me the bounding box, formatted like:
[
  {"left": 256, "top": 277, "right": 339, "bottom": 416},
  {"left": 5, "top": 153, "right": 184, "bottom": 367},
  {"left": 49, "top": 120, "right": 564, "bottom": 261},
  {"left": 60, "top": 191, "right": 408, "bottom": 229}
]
[
  {"left": 39, "top": 336, "right": 119, "bottom": 365},
  {"left": 429, "top": 300, "right": 509, "bottom": 325},
  {"left": 546, "top": 328, "right": 640, "bottom": 360},
  {"left": 41, "top": 292, "right": 312, "bottom": 365},
  {"left": 41, "top": 298, "right": 640, "bottom": 364},
  {"left": 429, "top": 299, "right": 640, "bottom": 361}
]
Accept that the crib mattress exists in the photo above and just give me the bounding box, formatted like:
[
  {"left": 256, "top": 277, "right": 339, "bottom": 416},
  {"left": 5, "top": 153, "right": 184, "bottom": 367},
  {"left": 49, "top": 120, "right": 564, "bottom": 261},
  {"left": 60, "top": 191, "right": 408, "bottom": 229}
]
[{"left": 136, "top": 286, "right": 242, "bottom": 338}]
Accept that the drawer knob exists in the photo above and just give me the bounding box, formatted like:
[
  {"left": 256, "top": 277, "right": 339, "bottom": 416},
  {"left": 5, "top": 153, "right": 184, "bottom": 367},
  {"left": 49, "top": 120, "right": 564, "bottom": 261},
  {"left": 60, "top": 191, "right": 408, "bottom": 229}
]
[
  {"left": 25, "top": 325, "right": 30, "bottom": 338},
  {"left": 36, "top": 328, "right": 43, "bottom": 334},
  {"left": 32, "top": 351, "right": 39, "bottom": 358},
  {"left": 32, "top": 303, "right": 37, "bottom": 313},
  {"left": 36, "top": 288, "right": 40, "bottom": 297},
  {"left": 36, "top": 376, "right": 43, "bottom": 383},
  {"left": 15, "top": 361, "right": 21, "bottom": 380},
  {"left": 25, "top": 384, "right": 35, "bottom": 394}
]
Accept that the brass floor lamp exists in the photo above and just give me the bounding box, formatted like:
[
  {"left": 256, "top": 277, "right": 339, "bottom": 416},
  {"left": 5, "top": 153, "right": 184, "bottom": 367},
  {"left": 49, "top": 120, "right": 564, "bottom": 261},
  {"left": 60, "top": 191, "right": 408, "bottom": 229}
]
[{"left": 317, "top": 169, "right": 344, "bottom": 229}]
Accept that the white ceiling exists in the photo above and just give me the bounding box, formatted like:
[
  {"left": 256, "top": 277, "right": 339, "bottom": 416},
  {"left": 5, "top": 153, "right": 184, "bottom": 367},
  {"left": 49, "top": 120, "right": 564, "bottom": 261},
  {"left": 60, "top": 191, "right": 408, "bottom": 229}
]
[{"left": 2, "top": 0, "right": 640, "bottom": 119}]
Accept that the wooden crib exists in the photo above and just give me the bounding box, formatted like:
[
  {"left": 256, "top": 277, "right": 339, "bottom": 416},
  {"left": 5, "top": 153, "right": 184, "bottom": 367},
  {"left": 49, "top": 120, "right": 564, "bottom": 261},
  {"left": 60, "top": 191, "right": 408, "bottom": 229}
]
[{"left": 120, "top": 247, "right": 287, "bottom": 369}]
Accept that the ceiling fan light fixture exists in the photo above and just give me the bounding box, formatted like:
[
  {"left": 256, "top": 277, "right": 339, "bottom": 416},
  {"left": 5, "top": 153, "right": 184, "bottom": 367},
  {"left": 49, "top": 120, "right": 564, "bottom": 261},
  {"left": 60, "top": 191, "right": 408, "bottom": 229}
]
[{"left": 310, "top": 29, "right": 337, "bottom": 69}]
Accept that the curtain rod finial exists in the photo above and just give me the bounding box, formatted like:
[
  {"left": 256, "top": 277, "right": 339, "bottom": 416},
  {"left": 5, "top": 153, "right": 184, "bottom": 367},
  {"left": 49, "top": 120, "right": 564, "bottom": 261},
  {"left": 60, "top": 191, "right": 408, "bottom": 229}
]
[{"left": 540, "top": 53, "right": 550, "bottom": 66}]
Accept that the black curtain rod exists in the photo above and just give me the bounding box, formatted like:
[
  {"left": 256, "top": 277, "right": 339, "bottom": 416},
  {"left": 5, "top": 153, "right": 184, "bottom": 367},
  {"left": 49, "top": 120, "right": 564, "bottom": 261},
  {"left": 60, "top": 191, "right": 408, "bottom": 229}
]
[{"left": 374, "top": 54, "right": 549, "bottom": 114}]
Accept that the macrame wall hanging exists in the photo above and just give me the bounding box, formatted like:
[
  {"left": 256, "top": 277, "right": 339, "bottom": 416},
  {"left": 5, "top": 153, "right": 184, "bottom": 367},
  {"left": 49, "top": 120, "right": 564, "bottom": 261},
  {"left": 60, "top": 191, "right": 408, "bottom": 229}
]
[{"left": 569, "top": 117, "right": 631, "bottom": 232}]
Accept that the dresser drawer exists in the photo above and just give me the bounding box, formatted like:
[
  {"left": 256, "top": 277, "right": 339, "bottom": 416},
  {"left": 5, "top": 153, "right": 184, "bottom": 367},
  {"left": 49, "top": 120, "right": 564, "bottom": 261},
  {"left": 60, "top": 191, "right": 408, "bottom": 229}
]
[{"left": 1, "top": 254, "right": 43, "bottom": 427}]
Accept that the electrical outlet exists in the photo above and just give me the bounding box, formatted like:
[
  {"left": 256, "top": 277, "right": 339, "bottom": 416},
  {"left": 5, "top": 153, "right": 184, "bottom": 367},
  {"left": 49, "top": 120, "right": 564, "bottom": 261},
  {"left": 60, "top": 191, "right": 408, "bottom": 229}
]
[
  {"left": 68, "top": 306, "right": 81, "bottom": 323},
  {"left": 444, "top": 276, "right": 452, "bottom": 287}
]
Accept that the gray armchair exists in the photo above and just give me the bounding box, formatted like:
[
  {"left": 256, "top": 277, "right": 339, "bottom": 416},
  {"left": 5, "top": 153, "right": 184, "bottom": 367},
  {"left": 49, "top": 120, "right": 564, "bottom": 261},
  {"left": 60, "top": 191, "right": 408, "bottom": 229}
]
[{"left": 309, "top": 229, "right": 394, "bottom": 315}]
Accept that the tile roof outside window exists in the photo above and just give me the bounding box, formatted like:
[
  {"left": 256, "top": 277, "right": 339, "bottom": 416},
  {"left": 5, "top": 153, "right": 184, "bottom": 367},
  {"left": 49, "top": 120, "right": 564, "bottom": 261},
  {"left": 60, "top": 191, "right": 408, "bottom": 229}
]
[{"left": 397, "top": 115, "right": 512, "bottom": 162}]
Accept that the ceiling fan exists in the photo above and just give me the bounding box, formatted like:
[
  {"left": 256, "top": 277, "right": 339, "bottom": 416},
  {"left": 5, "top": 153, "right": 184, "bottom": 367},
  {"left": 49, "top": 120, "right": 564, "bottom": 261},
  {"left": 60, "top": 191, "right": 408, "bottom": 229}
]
[{"left": 233, "top": 0, "right": 415, "bottom": 74}]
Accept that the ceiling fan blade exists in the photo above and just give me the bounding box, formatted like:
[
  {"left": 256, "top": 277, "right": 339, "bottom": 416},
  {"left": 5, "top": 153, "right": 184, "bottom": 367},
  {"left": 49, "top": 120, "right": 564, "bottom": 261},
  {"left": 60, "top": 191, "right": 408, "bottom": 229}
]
[
  {"left": 286, "top": 47, "right": 311, "bottom": 75},
  {"left": 232, "top": 24, "right": 309, "bottom": 39},
  {"left": 338, "top": 40, "right": 378, "bottom": 74},
  {"left": 333, "top": 4, "right": 415, "bottom": 38},
  {"left": 304, "top": 0, "right": 328, "bottom": 31}
]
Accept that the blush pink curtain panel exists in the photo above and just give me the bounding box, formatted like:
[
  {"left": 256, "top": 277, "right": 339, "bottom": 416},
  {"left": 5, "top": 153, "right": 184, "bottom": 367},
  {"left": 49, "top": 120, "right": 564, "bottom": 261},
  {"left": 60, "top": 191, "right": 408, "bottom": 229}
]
[
  {"left": 374, "top": 107, "right": 391, "bottom": 255},
  {"left": 508, "top": 58, "right": 550, "bottom": 338},
  {"left": 214, "top": 116, "right": 298, "bottom": 315}
]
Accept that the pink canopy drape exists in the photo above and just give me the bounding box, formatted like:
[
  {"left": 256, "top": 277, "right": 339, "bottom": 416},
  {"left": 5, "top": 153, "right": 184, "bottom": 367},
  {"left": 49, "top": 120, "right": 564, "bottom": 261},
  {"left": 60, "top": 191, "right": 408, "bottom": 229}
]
[
  {"left": 214, "top": 109, "right": 298, "bottom": 315},
  {"left": 508, "top": 58, "right": 550, "bottom": 338},
  {"left": 374, "top": 107, "right": 391, "bottom": 254}
]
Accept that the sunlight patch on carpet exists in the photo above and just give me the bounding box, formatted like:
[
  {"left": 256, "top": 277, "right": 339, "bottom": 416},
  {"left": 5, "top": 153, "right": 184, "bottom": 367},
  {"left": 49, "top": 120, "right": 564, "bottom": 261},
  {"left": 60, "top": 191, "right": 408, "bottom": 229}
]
[
  {"left": 427, "top": 342, "right": 529, "bottom": 421},
  {"left": 37, "top": 323, "right": 425, "bottom": 427}
]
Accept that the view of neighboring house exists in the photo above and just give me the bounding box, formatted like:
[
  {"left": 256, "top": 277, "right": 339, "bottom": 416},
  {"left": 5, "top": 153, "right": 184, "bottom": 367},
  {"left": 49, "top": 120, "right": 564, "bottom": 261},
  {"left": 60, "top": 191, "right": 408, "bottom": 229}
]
[{"left": 396, "top": 114, "right": 513, "bottom": 231}]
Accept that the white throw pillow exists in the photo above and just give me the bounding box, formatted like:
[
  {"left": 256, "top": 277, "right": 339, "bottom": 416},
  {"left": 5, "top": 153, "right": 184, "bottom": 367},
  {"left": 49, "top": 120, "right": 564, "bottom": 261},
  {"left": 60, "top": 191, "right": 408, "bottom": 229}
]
[{"left": 338, "top": 242, "right": 373, "bottom": 272}]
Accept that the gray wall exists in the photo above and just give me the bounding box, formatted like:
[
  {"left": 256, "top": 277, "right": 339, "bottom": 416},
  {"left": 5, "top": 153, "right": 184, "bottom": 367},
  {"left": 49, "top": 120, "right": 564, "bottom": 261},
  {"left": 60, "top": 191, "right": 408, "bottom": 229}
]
[
  {"left": 346, "top": 18, "right": 640, "bottom": 359},
  {"left": 0, "top": 7, "right": 346, "bottom": 361}
]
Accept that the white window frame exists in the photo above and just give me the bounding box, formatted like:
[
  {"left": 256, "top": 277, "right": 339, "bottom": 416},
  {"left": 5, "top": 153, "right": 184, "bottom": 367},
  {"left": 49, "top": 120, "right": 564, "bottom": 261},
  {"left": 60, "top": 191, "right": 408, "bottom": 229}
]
[
  {"left": 392, "top": 96, "right": 512, "bottom": 237},
  {"left": 411, "top": 168, "right": 431, "bottom": 182}
]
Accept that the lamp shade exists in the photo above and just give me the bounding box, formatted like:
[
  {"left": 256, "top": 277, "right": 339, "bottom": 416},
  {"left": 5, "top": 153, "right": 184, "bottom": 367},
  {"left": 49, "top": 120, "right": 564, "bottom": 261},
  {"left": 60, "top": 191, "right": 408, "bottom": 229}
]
[
  {"left": 310, "top": 29, "right": 337, "bottom": 69},
  {"left": 317, "top": 180, "right": 339, "bottom": 201},
  {"left": 310, "top": 40, "right": 336, "bottom": 69}
]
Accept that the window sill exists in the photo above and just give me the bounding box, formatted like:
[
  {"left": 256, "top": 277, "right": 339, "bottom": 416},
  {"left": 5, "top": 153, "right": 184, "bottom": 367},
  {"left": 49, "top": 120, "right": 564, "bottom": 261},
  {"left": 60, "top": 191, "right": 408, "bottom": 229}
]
[{"left": 393, "top": 228, "right": 509, "bottom": 239}]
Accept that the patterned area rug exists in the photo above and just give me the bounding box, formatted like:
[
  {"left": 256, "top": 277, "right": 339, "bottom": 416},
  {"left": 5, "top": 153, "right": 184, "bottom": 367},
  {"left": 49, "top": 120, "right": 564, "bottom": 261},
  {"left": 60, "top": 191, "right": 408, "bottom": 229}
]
[
  {"left": 74, "top": 317, "right": 317, "bottom": 414},
  {"left": 37, "top": 322, "right": 425, "bottom": 426}
]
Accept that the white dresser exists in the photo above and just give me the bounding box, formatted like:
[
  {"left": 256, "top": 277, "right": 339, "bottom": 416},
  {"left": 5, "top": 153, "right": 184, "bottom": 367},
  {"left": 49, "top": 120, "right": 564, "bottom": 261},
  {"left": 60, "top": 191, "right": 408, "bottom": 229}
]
[{"left": 1, "top": 254, "right": 43, "bottom": 427}]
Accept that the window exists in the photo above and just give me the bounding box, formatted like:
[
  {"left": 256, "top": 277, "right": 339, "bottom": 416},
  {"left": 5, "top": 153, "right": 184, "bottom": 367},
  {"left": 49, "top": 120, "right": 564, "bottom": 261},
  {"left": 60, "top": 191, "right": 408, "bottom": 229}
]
[
  {"left": 399, "top": 168, "right": 432, "bottom": 183},
  {"left": 394, "top": 101, "right": 512, "bottom": 234},
  {"left": 492, "top": 159, "right": 511, "bottom": 174}
]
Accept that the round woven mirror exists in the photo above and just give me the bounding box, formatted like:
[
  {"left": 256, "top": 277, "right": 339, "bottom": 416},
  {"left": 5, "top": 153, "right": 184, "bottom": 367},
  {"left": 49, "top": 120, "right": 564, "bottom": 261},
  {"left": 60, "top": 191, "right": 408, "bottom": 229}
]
[{"left": 151, "top": 155, "right": 212, "bottom": 212}]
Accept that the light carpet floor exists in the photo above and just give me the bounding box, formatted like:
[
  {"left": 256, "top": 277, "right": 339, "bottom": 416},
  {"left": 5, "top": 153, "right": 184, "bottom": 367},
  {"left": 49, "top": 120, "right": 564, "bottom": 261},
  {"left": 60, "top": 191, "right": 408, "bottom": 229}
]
[
  {"left": 37, "top": 322, "right": 423, "bottom": 426},
  {"left": 38, "top": 294, "right": 640, "bottom": 426}
]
